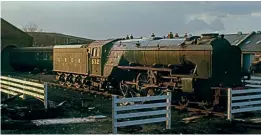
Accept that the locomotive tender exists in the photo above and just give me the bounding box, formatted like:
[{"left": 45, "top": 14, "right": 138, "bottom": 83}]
[{"left": 9, "top": 33, "right": 243, "bottom": 110}]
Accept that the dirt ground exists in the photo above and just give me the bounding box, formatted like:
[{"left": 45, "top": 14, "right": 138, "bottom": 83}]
[{"left": 1, "top": 72, "right": 261, "bottom": 134}]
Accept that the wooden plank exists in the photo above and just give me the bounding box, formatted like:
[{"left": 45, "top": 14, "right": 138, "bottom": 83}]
[
  {"left": 246, "top": 85, "right": 261, "bottom": 88},
  {"left": 0, "top": 76, "right": 44, "bottom": 88},
  {"left": 31, "top": 117, "right": 107, "bottom": 126},
  {"left": 115, "top": 95, "right": 168, "bottom": 103},
  {"left": 227, "top": 88, "right": 232, "bottom": 120},
  {"left": 166, "top": 92, "right": 171, "bottom": 129},
  {"left": 232, "top": 94, "right": 261, "bottom": 101},
  {"left": 0, "top": 88, "right": 23, "bottom": 98},
  {"left": 116, "top": 103, "right": 169, "bottom": 111},
  {"left": 116, "top": 117, "right": 167, "bottom": 127},
  {"left": 0, "top": 80, "right": 44, "bottom": 94},
  {"left": 251, "top": 76, "right": 261, "bottom": 80},
  {"left": 232, "top": 106, "right": 261, "bottom": 114},
  {"left": 245, "top": 80, "right": 261, "bottom": 84},
  {"left": 1, "top": 84, "right": 44, "bottom": 100},
  {"left": 116, "top": 110, "right": 167, "bottom": 119},
  {"left": 182, "top": 115, "right": 203, "bottom": 121},
  {"left": 112, "top": 95, "right": 117, "bottom": 134},
  {"left": 232, "top": 100, "right": 261, "bottom": 107},
  {"left": 232, "top": 89, "right": 261, "bottom": 94}
]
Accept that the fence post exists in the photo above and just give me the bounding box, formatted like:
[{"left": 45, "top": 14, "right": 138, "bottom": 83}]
[
  {"left": 166, "top": 91, "right": 172, "bottom": 129},
  {"left": 112, "top": 95, "right": 117, "bottom": 134},
  {"left": 227, "top": 88, "right": 232, "bottom": 121},
  {"left": 22, "top": 78, "right": 27, "bottom": 99},
  {"left": 44, "top": 82, "right": 48, "bottom": 110}
]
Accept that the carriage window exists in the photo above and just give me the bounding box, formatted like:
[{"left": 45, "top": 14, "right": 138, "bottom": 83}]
[
  {"left": 50, "top": 54, "right": 53, "bottom": 60},
  {"left": 44, "top": 53, "right": 48, "bottom": 60}
]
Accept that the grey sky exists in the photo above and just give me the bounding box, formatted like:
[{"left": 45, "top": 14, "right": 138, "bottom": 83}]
[{"left": 2, "top": 1, "right": 261, "bottom": 40}]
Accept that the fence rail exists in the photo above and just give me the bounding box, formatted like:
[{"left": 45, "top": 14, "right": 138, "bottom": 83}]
[
  {"left": 244, "top": 76, "right": 261, "bottom": 88},
  {"left": 227, "top": 88, "right": 261, "bottom": 120},
  {"left": 112, "top": 92, "right": 171, "bottom": 134},
  {"left": 0, "top": 75, "right": 48, "bottom": 109}
]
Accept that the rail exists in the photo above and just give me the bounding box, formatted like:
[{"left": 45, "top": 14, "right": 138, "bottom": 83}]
[
  {"left": 0, "top": 75, "right": 48, "bottom": 109},
  {"left": 227, "top": 88, "right": 261, "bottom": 120},
  {"left": 112, "top": 92, "right": 171, "bottom": 134}
]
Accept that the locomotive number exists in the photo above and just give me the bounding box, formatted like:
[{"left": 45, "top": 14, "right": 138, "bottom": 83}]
[{"left": 92, "top": 59, "right": 100, "bottom": 64}]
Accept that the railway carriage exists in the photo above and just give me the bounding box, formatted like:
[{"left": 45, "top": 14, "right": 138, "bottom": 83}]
[{"left": 9, "top": 46, "right": 53, "bottom": 72}]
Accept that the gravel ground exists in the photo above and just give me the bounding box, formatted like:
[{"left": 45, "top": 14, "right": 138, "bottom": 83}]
[{"left": 1, "top": 72, "right": 261, "bottom": 134}]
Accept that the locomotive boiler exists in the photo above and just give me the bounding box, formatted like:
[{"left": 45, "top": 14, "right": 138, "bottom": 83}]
[{"left": 106, "top": 34, "right": 242, "bottom": 110}]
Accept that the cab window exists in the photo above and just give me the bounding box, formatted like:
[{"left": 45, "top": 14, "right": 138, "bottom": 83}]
[{"left": 92, "top": 47, "right": 100, "bottom": 57}]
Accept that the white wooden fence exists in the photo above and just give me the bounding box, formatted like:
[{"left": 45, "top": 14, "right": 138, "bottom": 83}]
[
  {"left": 227, "top": 87, "right": 261, "bottom": 120},
  {"left": 0, "top": 75, "right": 48, "bottom": 109},
  {"left": 112, "top": 92, "right": 171, "bottom": 134}
]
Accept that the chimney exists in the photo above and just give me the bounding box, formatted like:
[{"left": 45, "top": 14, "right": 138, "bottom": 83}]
[
  {"left": 130, "top": 34, "right": 133, "bottom": 39},
  {"left": 174, "top": 33, "right": 179, "bottom": 37},
  {"left": 184, "top": 33, "right": 188, "bottom": 38},
  {"left": 168, "top": 32, "right": 173, "bottom": 39},
  {"left": 151, "top": 33, "right": 155, "bottom": 37}
]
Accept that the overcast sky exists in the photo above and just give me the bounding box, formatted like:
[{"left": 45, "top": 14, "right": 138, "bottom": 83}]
[{"left": 1, "top": 1, "right": 261, "bottom": 40}]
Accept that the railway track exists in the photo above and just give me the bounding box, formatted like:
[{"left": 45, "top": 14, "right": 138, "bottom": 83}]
[
  {"left": 49, "top": 80, "right": 226, "bottom": 117},
  {"left": 1, "top": 72, "right": 226, "bottom": 118}
]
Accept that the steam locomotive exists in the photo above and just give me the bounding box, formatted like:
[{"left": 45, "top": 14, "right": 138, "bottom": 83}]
[{"left": 9, "top": 33, "right": 244, "bottom": 110}]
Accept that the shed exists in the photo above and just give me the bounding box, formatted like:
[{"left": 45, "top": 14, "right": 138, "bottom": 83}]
[
  {"left": 225, "top": 31, "right": 261, "bottom": 73},
  {"left": 1, "top": 18, "right": 33, "bottom": 71}
]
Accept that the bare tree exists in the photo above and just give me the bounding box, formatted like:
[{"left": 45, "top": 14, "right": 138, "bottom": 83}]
[{"left": 22, "top": 23, "right": 43, "bottom": 32}]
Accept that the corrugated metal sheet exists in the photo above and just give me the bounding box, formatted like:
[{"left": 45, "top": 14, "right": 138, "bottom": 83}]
[{"left": 224, "top": 34, "right": 248, "bottom": 45}]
